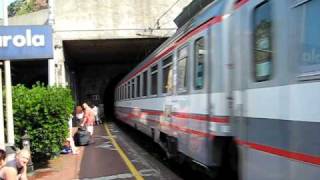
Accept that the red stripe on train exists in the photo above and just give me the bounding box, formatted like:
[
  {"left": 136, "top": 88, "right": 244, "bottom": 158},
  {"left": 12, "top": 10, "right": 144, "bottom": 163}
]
[
  {"left": 118, "top": 0, "right": 251, "bottom": 86},
  {"left": 116, "top": 110, "right": 215, "bottom": 138},
  {"left": 172, "top": 112, "right": 208, "bottom": 121},
  {"left": 175, "top": 16, "right": 222, "bottom": 47},
  {"left": 119, "top": 16, "right": 222, "bottom": 85},
  {"left": 237, "top": 139, "right": 320, "bottom": 165},
  {"left": 160, "top": 122, "right": 215, "bottom": 139},
  {"left": 142, "top": 110, "right": 163, "bottom": 116},
  {"left": 209, "top": 116, "right": 229, "bottom": 123},
  {"left": 116, "top": 107, "right": 229, "bottom": 123},
  {"left": 234, "top": 0, "right": 249, "bottom": 10},
  {"left": 172, "top": 112, "right": 229, "bottom": 123}
]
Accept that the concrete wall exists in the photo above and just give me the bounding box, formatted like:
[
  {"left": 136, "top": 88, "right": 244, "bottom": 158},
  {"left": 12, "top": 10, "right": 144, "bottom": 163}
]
[
  {"left": 9, "top": 9, "right": 48, "bottom": 25},
  {"left": 54, "top": 0, "right": 191, "bottom": 89},
  {"left": 54, "top": 0, "right": 192, "bottom": 40}
]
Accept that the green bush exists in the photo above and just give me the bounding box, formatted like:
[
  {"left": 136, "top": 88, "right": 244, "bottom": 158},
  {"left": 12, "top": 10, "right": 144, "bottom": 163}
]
[
  {"left": 8, "top": 0, "right": 38, "bottom": 17},
  {"left": 12, "top": 83, "right": 74, "bottom": 159}
]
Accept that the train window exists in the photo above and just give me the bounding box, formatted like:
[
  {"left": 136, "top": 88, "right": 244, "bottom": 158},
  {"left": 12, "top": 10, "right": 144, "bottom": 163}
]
[
  {"left": 177, "top": 46, "right": 188, "bottom": 92},
  {"left": 117, "top": 88, "right": 119, "bottom": 101},
  {"left": 123, "top": 83, "right": 127, "bottom": 99},
  {"left": 151, "top": 64, "right": 158, "bottom": 95},
  {"left": 122, "top": 85, "right": 124, "bottom": 100},
  {"left": 194, "top": 37, "right": 205, "bottom": 90},
  {"left": 122, "top": 85, "right": 126, "bottom": 100},
  {"left": 162, "top": 56, "right": 173, "bottom": 94},
  {"left": 132, "top": 79, "right": 135, "bottom": 98},
  {"left": 116, "top": 88, "right": 118, "bottom": 101},
  {"left": 137, "top": 75, "right": 141, "bottom": 97},
  {"left": 124, "top": 83, "right": 127, "bottom": 99},
  {"left": 128, "top": 81, "right": 131, "bottom": 99},
  {"left": 122, "top": 85, "right": 125, "bottom": 100},
  {"left": 120, "top": 86, "right": 123, "bottom": 100},
  {"left": 253, "top": 1, "right": 273, "bottom": 82},
  {"left": 122, "top": 85, "right": 124, "bottom": 99},
  {"left": 296, "top": 0, "right": 320, "bottom": 75},
  {"left": 127, "top": 83, "right": 129, "bottom": 99},
  {"left": 115, "top": 88, "right": 117, "bottom": 101},
  {"left": 142, "top": 71, "right": 148, "bottom": 96}
]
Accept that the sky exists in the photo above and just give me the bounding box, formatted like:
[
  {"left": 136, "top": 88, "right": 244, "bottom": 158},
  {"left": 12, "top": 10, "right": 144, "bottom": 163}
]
[{"left": 0, "top": 0, "right": 18, "bottom": 19}]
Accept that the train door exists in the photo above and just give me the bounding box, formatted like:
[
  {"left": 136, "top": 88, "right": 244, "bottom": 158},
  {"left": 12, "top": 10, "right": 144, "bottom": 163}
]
[
  {"left": 240, "top": 1, "right": 274, "bottom": 180},
  {"left": 160, "top": 54, "right": 177, "bottom": 155},
  {"left": 169, "top": 43, "right": 192, "bottom": 158},
  {"left": 188, "top": 30, "right": 211, "bottom": 165},
  {"left": 229, "top": 0, "right": 247, "bottom": 179},
  {"left": 229, "top": 0, "right": 252, "bottom": 179},
  {"left": 231, "top": 0, "right": 270, "bottom": 179},
  {"left": 233, "top": 0, "right": 290, "bottom": 179}
]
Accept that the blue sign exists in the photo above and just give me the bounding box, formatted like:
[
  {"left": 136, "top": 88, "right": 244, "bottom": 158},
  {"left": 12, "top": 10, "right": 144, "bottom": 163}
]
[{"left": 0, "top": 25, "right": 53, "bottom": 60}]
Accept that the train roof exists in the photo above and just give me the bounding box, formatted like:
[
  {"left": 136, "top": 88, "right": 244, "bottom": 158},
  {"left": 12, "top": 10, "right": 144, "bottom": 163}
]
[
  {"left": 118, "top": 0, "right": 228, "bottom": 86},
  {"left": 174, "top": 0, "right": 215, "bottom": 28}
]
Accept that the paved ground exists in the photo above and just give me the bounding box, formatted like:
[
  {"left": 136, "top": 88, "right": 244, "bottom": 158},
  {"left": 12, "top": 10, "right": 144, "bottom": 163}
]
[
  {"left": 28, "top": 122, "right": 182, "bottom": 180},
  {"left": 29, "top": 124, "right": 130, "bottom": 180}
]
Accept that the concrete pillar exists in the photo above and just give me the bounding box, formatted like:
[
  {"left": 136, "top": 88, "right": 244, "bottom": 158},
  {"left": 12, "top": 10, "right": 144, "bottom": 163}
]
[
  {"left": 48, "top": 0, "right": 56, "bottom": 86},
  {"left": 0, "top": 67, "right": 5, "bottom": 150},
  {"left": 3, "top": 0, "right": 15, "bottom": 146},
  {"left": 5, "top": 61, "right": 15, "bottom": 146}
]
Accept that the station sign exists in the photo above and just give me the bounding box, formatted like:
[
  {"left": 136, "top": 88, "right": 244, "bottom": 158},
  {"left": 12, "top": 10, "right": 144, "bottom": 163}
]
[{"left": 0, "top": 25, "right": 53, "bottom": 60}]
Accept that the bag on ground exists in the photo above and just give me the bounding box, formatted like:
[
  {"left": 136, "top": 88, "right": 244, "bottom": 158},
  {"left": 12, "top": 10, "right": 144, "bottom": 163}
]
[{"left": 74, "top": 127, "right": 90, "bottom": 146}]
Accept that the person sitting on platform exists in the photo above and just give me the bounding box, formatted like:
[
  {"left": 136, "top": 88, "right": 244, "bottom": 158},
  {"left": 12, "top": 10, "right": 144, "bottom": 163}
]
[
  {"left": 0, "top": 149, "right": 6, "bottom": 169},
  {"left": 0, "top": 149, "right": 30, "bottom": 180}
]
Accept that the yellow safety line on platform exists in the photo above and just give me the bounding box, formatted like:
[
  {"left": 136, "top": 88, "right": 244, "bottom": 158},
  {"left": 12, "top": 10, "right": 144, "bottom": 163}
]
[{"left": 103, "top": 123, "right": 144, "bottom": 180}]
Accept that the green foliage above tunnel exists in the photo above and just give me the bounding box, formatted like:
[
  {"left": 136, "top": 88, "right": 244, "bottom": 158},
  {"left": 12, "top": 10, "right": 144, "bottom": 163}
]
[{"left": 8, "top": 0, "right": 48, "bottom": 17}]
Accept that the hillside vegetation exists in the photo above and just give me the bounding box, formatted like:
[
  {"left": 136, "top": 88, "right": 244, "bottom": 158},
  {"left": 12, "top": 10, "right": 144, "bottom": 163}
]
[{"left": 8, "top": 0, "right": 48, "bottom": 17}]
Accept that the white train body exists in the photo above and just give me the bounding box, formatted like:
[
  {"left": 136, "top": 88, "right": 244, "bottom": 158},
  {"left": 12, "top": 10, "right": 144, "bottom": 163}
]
[{"left": 115, "top": 0, "right": 320, "bottom": 179}]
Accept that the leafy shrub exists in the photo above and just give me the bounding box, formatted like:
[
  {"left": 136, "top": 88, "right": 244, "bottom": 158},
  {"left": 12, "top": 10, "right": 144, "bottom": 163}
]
[
  {"left": 8, "top": 0, "right": 48, "bottom": 17},
  {"left": 12, "top": 83, "right": 74, "bottom": 159}
]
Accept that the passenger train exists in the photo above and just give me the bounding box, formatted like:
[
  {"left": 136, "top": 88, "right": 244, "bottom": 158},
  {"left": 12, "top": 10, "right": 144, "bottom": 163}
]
[{"left": 114, "top": 0, "right": 320, "bottom": 179}]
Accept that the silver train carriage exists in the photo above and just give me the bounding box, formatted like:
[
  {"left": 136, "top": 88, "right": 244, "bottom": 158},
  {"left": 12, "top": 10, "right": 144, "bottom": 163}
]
[{"left": 114, "top": 0, "right": 320, "bottom": 179}]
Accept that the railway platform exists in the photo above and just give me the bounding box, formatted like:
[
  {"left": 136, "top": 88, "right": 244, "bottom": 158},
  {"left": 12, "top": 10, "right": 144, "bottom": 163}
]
[
  {"left": 29, "top": 124, "right": 143, "bottom": 180},
  {"left": 28, "top": 121, "right": 181, "bottom": 180}
]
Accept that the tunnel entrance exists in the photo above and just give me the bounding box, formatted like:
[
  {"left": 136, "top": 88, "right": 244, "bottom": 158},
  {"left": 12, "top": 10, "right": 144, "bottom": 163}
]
[
  {"left": 63, "top": 38, "right": 166, "bottom": 119},
  {"left": 102, "top": 73, "right": 126, "bottom": 119}
]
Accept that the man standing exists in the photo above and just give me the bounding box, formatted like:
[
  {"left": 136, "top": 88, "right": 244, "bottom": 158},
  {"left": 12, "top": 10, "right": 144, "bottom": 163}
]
[{"left": 81, "top": 103, "right": 95, "bottom": 143}]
